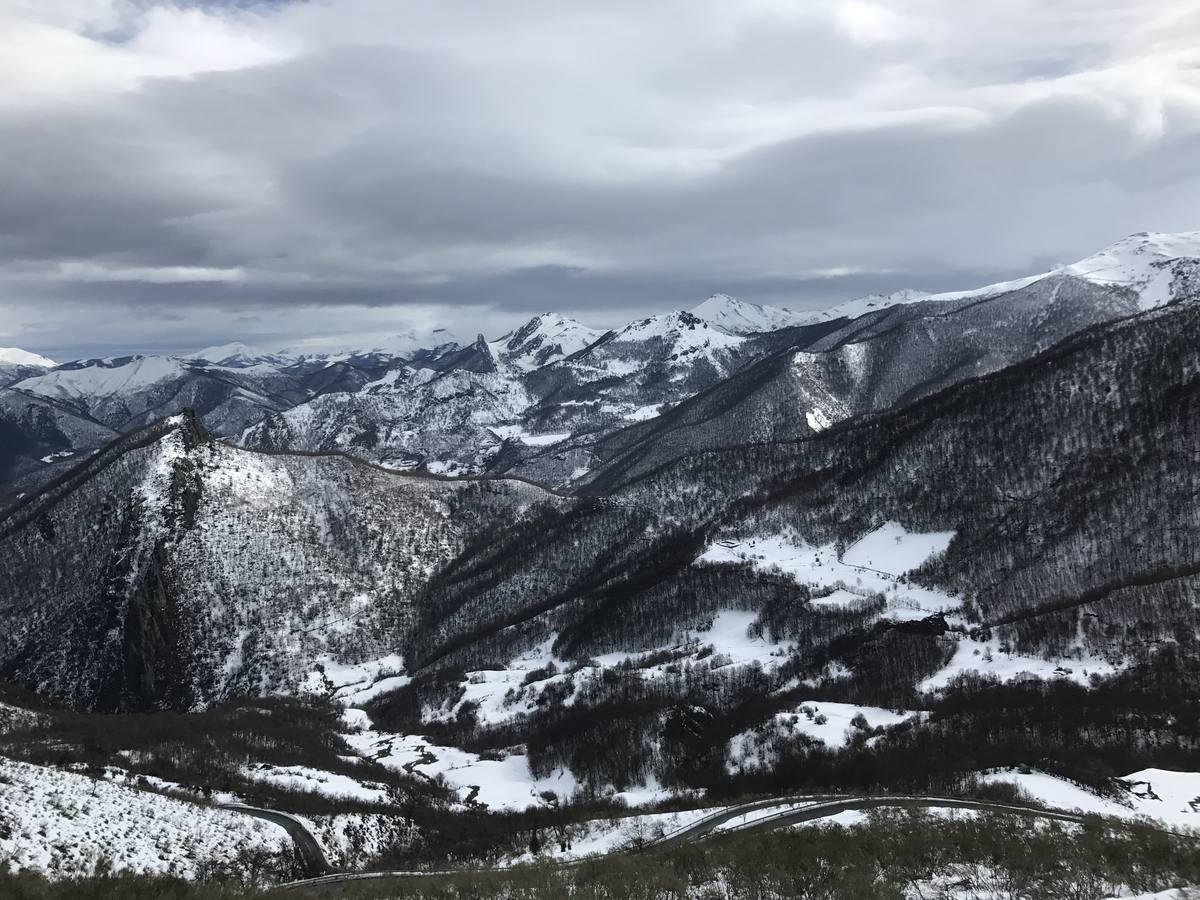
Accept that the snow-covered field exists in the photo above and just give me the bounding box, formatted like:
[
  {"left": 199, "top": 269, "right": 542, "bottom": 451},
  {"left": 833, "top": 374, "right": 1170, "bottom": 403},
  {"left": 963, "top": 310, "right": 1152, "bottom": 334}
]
[
  {"left": 727, "top": 701, "right": 920, "bottom": 773},
  {"left": 240, "top": 763, "right": 395, "bottom": 804},
  {"left": 983, "top": 767, "right": 1200, "bottom": 831},
  {"left": 301, "top": 654, "right": 411, "bottom": 707},
  {"left": 343, "top": 724, "right": 577, "bottom": 810},
  {"left": 0, "top": 757, "right": 289, "bottom": 880},
  {"left": 920, "top": 635, "right": 1121, "bottom": 691},
  {"left": 697, "top": 522, "right": 959, "bottom": 622}
]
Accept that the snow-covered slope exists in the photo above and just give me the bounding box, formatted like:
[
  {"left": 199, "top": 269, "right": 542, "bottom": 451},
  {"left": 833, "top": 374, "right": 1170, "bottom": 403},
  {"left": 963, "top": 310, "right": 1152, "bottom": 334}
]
[
  {"left": 0, "top": 347, "right": 56, "bottom": 369},
  {"left": 784, "top": 231, "right": 1200, "bottom": 325},
  {"left": 609, "top": 309, "right": 744, "bottom": 360},
  {"left": 243, "top": 363, "right": 536, "bottom": 476},
  {"left": 1058, "top": 230, "right": 1200, "bottom": 309},
  {"left": 0, "top": 756, "right": 290, "bottom": 880},
  {"left": 812, "top": 288, "right": 933, "bottom": 322},
  {"left": 279, "top": 326, "right": 463, "bottom": 368},
  {"left": 488, "top": 313, "right": 604, "bottom": 371},
  {"left": 241, "top": 310, "right": 752, "bottom": 482},
  {"left": 688, "top": 294, "right": 816, "bottom": 334},
  {"left": 187, "top": 342, "right": 295, "bottom": 369},
  {"left": 16, "top": 355, "right": 190, "bottom": 404},
  {"left": 869, "top": 231, "right": 1200, "bottom": 312},
  {"left": 8, "top": 354, "right": 310, "bottom": 441},
  {"left": 0, "top": 414, "right": 560, "bottom": 710}
]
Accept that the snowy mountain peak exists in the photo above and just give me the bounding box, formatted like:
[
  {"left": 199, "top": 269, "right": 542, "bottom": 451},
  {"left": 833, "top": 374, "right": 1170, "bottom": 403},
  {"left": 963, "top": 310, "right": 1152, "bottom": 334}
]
[
  {"left": 613, "top": 310, "right": 746, "bottom": 364},
  {"left": 812, "top": 289, "right": 934, "bottom": 323},
  {"left": 1057, "top": 231, "right": 1200, "bottom": 309},
  {"left": 279, "top": 326, "right": 464, "bottom": 366},
  {"left": 1068, "top": 230, "right": 1200, "bottom": 273},
  {"left": 14, "top": 354, "right": 189, "bottom": 401},
  {"left": 0, "top": 346, "right": 56, "bottom": 369},
  {"left": 490, "top": 313, "right": 604, "bottom": 371},
  {"left": 688, "top": 294, "right": 814, "bottom": 334},
  {"left": 187, "top": 342, "right": 292, "bottom": 369}
]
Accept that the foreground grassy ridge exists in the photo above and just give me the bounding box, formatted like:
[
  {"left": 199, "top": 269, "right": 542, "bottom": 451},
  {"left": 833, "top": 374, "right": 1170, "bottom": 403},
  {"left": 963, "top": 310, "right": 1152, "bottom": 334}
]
[{"left": 3, "top": 810, "right": 1198, "bottom": 899}]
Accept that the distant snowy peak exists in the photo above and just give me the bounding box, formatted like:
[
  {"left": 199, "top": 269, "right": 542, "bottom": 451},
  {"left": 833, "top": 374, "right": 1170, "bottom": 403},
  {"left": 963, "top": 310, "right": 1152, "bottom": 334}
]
[
  {"left": 686, "top": 289, "right": 938, "bottom": 335},
  {"left": 1057, "top": 230, "right": 1200, "bottom": 309},
  {"left": 14, "top": 355, "right": 189, "bottom": 400},
  {"left": 187, "top": 342, "right": 294, "bottom": 369},
  {"left": 1064, "top": 231, "right": 1200, "bottom": 282},
  {"left": 0, "top": 347, "right": 56, "bottom": 368},
  {"left": 273, "top": 327, "right": 463, "bottom": 369},
  {"left": 490, "top": 313, "right": 605, "bottom": 371},
  {"left": 688, "top": 294, "right": 815, "bottom": 334},
  {"left": 815, "top": 289, "right": 933, "bottom": 322},
  {"left": 922, "top": 231, "right": 1200, "bottom": 309},
  {"left": 615, "top": 309, "right": 742, "bottom": 346}
]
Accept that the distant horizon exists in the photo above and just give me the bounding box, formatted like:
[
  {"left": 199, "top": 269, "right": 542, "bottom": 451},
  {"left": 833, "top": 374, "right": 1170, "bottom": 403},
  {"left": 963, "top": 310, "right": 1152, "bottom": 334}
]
[
  {"left": 2, "top": 272, "right": 1001, "bottom": 363},
  {"left": 11, "top": 227, "right": 1190, "bottom": 363}
]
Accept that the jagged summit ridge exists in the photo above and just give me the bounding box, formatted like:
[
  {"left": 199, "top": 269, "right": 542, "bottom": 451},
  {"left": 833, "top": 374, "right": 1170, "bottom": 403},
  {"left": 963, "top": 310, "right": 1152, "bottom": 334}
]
[{"left": 489, "top": 313, "right": 605, "bottom": 371}]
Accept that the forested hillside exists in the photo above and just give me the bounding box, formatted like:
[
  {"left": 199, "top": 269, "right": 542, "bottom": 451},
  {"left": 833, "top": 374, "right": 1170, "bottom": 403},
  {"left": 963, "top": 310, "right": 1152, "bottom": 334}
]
[{"left": 3, "top": 294, "right": 1194, "bottom": 799}]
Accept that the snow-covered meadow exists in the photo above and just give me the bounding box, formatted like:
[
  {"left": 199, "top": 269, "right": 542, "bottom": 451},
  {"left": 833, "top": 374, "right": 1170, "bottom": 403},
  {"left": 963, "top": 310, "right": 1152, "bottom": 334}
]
[{"left": 0, "top": 758, "right": 290, "bottom": 880}]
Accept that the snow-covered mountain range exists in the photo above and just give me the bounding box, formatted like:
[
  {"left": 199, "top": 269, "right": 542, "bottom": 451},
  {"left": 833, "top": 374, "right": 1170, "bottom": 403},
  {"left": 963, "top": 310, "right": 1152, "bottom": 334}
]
[
  {"left": 2, "top": 231, "right": 1200, "bottom": 882},
  {"left": 2, "top": 232, "right": 1197, "bottom": 506}
]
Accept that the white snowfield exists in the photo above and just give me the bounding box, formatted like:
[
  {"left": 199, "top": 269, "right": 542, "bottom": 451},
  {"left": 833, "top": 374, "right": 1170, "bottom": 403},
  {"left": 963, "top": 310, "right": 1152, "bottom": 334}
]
[
  {"left": 699, "top": 524, "right": 1123, "bottom": 692},
  {"left": 14, "top": 355, "right": 188, "bottom": 401},
  {"left": 983, "top": 767, "right": 1200, "bottom": 831},
  {"left": 0, "top": 346, "right": 56, "bottom": 368},
  {"left": 689, "top": 294, "right": 815, "bottom": 334},
  {"left": 698, "top": 522, "right": 959, "bottom": 621},
  {"left": 343, "top": 724, "right": 579, "bottom": 810},
  {"left": 727, "top": 701, "right": 920, "bottom": 773},
  {"left": 240, "top": 764, "right": 395, "bottom": 804},
  {"left": 859, "top": 231, "right": 1200, "bottom": 312},
  {"left": 327, "top": 641, "right": 698, "bottom": 811},
  {"left": 1060, "top": 231, "right": 1200, "bottom": 309},
  {"left": 0, "top": 757, "right": 289, "bottom": 879},
  {"left": 490, "top": 424, "right": 571, "bottom": 446},
  {"left": 919, "top": 634, "right": 1121, "bottom": 691},
  {"left": 301, "top": 654, "right": 411, "bottom": 708}
]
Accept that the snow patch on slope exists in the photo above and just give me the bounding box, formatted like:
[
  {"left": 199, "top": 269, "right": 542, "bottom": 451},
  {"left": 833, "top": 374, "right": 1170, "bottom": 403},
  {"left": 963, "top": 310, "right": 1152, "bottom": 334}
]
[
  {"left": 698, "top": 523, "right": 958, "bottom": 621},
  {"left": 0, "top": 757, "right": 289, "bottom": 880},
  {"left": 728, "top": 701, "right": 921, "bottom": 772},
  {"left": 981, "top": 766, "right": 1200, "bottom": 831},
  {"left": 344, "top": 727, "right": 577, "bottom": 810},
  {"left": 240, "top": 764, "right": 393, "bottom": 804},
  {"left": 920, "top": 635, "right": 1121, "bottom": 692}
]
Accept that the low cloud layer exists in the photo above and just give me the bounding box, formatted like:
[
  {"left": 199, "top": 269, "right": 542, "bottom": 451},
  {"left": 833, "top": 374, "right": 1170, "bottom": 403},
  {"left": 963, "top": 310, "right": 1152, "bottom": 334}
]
[{"left": 2, "top": 0, "right": 1199, "bottom": 359}]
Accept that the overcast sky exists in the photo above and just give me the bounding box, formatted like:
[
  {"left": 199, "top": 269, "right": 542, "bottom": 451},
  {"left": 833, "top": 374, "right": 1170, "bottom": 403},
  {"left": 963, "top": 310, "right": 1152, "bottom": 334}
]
[{"left": 2, "top": 0, "right": 1198, "bottom": 360}]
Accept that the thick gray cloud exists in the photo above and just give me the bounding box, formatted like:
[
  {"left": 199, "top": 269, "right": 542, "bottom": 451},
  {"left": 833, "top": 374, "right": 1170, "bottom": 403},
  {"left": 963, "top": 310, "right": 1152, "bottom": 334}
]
[{"left": 1, "top": 0, "right": 1198, "bottom": 359}]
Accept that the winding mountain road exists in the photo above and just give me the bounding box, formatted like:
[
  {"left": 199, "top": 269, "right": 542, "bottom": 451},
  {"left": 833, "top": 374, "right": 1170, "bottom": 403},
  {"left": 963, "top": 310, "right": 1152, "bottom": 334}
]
[
  {"left": 269, "top": 793, "right": 1169, "bottom": 893},
  {"left": 220, "top": 803, "right": 332, "bottom": 878}
]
